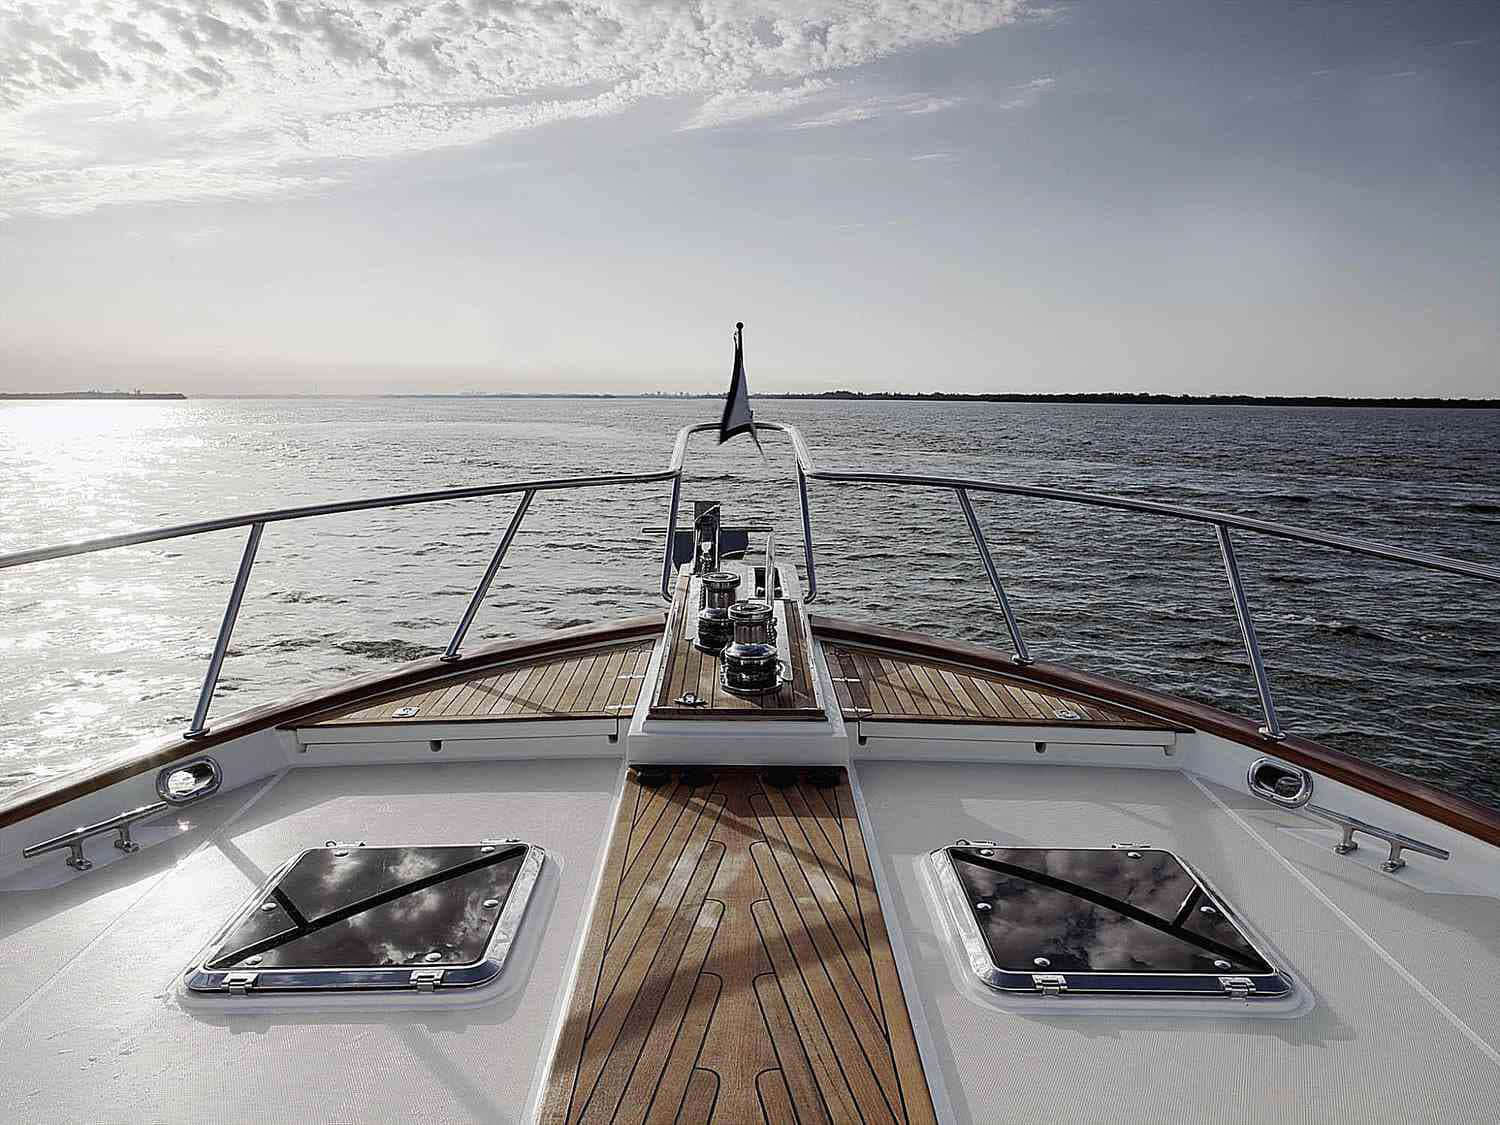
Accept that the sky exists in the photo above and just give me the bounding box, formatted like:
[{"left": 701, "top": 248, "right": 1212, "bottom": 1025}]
[{"left": 1, "top": 0, "right": 1497, "bottom": 395}]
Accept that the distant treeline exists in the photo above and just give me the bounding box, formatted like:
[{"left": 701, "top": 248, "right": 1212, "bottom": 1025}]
[
  {"left": 763, "top": 390, "right": 1497, "bottom": 408},
  {"left": 0, "top": 391, "right": 186, "bottom": 400}
]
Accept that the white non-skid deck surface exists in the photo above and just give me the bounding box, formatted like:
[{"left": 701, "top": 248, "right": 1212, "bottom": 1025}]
[
  {"left": 0, "top": 759, "right": 621, "bottom": 1125},
  {"left": 5, "top": 756, "right": 1500, "bottom": 1125},
  {"left": 855, "top": 760, "right": 1500, "bottom": 1125}
]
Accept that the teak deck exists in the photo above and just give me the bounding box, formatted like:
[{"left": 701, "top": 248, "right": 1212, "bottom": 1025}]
[
  {"left": 650, "top": 571, "right": 822, "bottom": 720},
  {"left": 307, "top": 640, "right": 655, "bottom": 725},
  {"left": 823, "top": 642, "right": 1171, "bottom": 727},
  {"left": 538, "top": 766, "right": 937, "bottom": 1125}
]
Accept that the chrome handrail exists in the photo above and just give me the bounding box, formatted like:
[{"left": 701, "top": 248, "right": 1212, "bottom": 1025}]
[
  {"left": 1, "top": 468, "right": 677, "bottom": 737},
  {"left": 1, "top": 418, "right": 1495, "bottom": 747},
  {"left": 738, "top": 420, "right": 1499, "bottom": 741}
]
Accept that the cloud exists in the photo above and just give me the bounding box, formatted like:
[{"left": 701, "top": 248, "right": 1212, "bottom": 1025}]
[
  {"left": 996, "top": 75, "right": 1053, "bottom": 110},
  {"left": 0, "top": 0, "right": 1035, "bottom": 215},
  {"left": 679, "top": 78, "right": 834, "bottom": 131},
  {"left": 789, "top": 92, "right": 963, "bottom": 129}
]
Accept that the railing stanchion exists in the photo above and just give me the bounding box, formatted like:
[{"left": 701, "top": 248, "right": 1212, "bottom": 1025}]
[
  {"left": 184, "top": 522, "right": 263, "bottom": 739},
  {"left": 955, "top": 488, "right": 1031, "bottom": 665},
  {"left": 442, "top": 490, "right": 535, "bottom": 663},
  {"left": 1215, "top": 522, "right": 1284, "bottom": 740},
  {"left": 659, "top": 472, "right": 683, "bottom": 601},
  {"left": 796, "top": 465, "right": 819, "bottom": 603}
]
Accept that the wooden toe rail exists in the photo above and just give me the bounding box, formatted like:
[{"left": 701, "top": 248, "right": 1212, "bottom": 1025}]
[{"left": 539, "top": 767, "right": 936, "bottom": 1125}]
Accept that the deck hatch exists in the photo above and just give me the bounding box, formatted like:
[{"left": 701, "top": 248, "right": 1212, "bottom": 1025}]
[
  {"left": 931, "top": 844, "right": 1292, "bottom": 998},
  {"left": 186, "top": 842, "right": 543, "bottom": 994}
]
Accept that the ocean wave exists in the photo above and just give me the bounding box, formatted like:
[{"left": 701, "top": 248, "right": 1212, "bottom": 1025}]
[
  {"left": 1268, "top": 615, "right": 1397, "bottom": 642},
  {"left": 335, "top": 639, "right": 442, "bottom": 662}
]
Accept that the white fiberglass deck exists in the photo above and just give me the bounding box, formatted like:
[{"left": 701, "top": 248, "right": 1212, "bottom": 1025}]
[
  {"left": 0, "top": 758, "right": 621, "bottom": 1125},
  {"left": 3, "top": 752, "right": 1499, "bottom": 1123},
  {"left": 856, "top": 759, "right": 1500, "bottom": 1125}
]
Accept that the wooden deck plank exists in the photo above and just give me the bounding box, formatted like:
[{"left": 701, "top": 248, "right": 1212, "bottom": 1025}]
[
  {"left": 907, "top": 662, "right": 956, "bottom": 717},
  {"left": 851, "top": 651, "right": 898, "bottom": 718},
  {"left": 574, "top": 833, "right": 725, "bottom": 1118},
  {"left": 936, "top": 665, "right": 995, "bottom": 719},
  {"left": 580, "top": 647, "right": 628, "bottom": 713},
  {"left": 538, "top": 768, "right": 936, "bottom": 1125},
  {"left": 306, "top": 639, "right": 655, "bottom": 726},
  {"left": 458, "top": 670, "right": 512, "bottom": 716},
  {"left": 517, "top": 658, "right": 571, "bottom": 714},
  {"left": 918, "top": 662, "right": 965, "bottom": 717},
  {"left": 579, "top": 899, "right": 724, "bottom": 1125},
  {"left": 753, "top": 1071, "right": 798, "bottom": 1125},
  {"left": 749, "top": 794, "right": 886, "bottom": 1045},
  {"left": 619, "top": 644, "right": 653, "bottom": 708},
  {"left": 818, "top": 641, "right": 1175, "bottom": 735},
  {"left": 970, "top": 674, "right": 1030, "bottom": 720},
  {"left": 997, "top": 680, "right": 1050, "bottom": 720},
  {"left": 891, "top": 657, "right": 938, "bottom": 717},
  {"left": 539, "top": 656, "right": 588, "bottom": 713},
  {"left": 489, "top": 662, "right": 543, "bottom": 717},
  {"left": 839, "top": 650, "right": 874, "bottom": 716},
  {"left": 672, "top": 1070, "right": 719, "bottom": 1125},
  {"left": 557, "top": 654, "right": 603, "bottom": 714},
  {"left": 874, "top": 655, "right": 919, "bottom": 716},
  {"left": 642, "top": 973, "right": 722, "bottom": 1125}
]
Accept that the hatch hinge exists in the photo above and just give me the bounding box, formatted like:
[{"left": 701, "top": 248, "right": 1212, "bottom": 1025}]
[
  {"left": 1219, "top": 976, "right": 1255, "bottom": 1000},
  {"left": 223, "top": 972, "right": 258, "bottom": 995},
  {"left": 1032, "top": 973, "right": 1068, "bottom": 996},
  {"left": 410, "top": 969, "right": 445, "bottom": 992}
]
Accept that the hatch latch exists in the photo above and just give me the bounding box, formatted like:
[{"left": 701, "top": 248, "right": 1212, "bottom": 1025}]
[
  {"left": 1032, "top": 974, "right": 1068, "bottom": 996},
  {"left": 410, "top": 969, "right": 445, "bottom": 992},
  {"left": 1219, "top": 976, "right": 1255, "bottom": 1000},
  {"left": 223, "top": 972, "right": 257, "bottom": 995}
]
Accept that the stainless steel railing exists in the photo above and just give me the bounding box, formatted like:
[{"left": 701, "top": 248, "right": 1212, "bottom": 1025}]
[
  {"left": 1, "top": 468, "right": 679, "bottom": 738},
  {"left": 699, "top": 420, "right": 1500, "bottom": 741},
  {"left": 2, "top": 419, "right": 1497, "bottom": 745}
]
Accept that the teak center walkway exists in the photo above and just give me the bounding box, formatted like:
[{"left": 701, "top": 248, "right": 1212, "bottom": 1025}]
[{"left": 538, "top": 766, "right": 937, "bottom": 1125}]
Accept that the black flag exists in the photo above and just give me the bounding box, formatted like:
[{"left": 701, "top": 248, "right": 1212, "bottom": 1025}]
[{"left": 718, "top": 322, "right": 763, "bottom": 452}]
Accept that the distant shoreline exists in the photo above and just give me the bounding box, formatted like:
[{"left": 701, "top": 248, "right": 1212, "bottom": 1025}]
[
  {"left": 383, "top": 391, "right": 1500, "bottom": 408},
  {"left": 4, "top": 390, "right": 1495, "bottom": 408},
  {"left": 0, "top": 391, "right": 187, "bottom": 401}
]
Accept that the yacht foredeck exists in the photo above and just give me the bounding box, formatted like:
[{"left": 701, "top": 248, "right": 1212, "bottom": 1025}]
[{"left": 2, "top": 420, "right": 1498, "bottom": 1123}]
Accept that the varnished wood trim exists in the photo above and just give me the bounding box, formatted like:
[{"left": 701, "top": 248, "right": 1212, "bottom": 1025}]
[
  {"left": 538, "top": 767, "right": 938, "bottom": 1125},
  {"left": 0, "top": 615, "right": 665, "bottom": 829},
  {"left": 811, "top": 615, "right": 1500, "bottom": 848}
]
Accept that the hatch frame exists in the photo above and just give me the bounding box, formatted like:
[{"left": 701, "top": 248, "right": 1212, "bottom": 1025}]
[
  {"left": 184, "top": 840, "right": 545, "bottom": 995},
  {"left": 928, "top": 842, "right": 1294, "bottom": 999}
]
